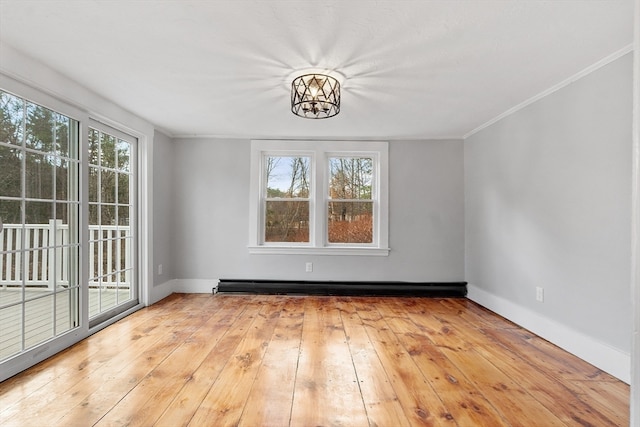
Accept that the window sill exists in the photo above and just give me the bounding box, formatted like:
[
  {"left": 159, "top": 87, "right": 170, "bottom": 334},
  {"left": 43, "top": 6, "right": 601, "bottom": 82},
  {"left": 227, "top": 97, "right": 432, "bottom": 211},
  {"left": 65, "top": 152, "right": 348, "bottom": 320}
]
[{"left": 248, "top": 246, "right": 390, "bottom": 256}]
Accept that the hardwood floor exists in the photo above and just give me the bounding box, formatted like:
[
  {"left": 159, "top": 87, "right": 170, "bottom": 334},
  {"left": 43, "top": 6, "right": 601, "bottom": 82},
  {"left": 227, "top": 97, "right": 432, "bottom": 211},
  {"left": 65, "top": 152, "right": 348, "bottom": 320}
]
[{"left": 0, "top": 293, "right": 629, "bottom": 426}]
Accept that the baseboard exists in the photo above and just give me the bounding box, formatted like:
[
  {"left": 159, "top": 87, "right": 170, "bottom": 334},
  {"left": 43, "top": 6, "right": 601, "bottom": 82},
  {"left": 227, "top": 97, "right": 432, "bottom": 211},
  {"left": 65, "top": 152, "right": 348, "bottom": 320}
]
[
  {"left": 467, "top": 284, "right": 630, "bottom": 383},
  {"left": 149, "top": 279, "right": 176, "bottom": 305},
  {"left": 217, "top": 279, "right": 467, "bottom": 297}
]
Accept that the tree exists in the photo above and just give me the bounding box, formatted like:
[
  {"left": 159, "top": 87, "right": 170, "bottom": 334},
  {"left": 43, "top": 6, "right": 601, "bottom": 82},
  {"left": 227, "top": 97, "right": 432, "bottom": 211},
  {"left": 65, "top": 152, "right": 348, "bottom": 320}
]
[
  {"left": 328, "top": 157, "right": 373, "bottom": 243},
  {"left": 0, "top": 91, "right": 80, "bottom": 224},
  {"left": 264, "top": 156, "right": 310, "bottom": 242},
  {"left": 87, "top": 128, "right": 131, "bottom": 226},
  {"left": 0, "top": 93, "right": 23, "bottom": 223}
]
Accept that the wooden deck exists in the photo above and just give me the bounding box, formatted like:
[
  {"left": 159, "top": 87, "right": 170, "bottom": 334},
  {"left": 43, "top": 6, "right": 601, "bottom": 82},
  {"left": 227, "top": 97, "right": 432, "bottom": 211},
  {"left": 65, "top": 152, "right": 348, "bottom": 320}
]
[
  {"left": 0, "top": 293, "right": 630, "bottom": 426},
  {"left": 0, "top": 288, "right": 132, "bottom": 361}
]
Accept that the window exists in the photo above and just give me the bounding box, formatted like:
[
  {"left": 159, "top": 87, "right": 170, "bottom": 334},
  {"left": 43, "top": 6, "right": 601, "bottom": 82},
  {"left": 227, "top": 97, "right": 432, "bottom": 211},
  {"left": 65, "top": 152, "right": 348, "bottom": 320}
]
[
  {"left": 249, "top": 140, "right": 389, "bottom": 256},
  {"left": 328, "top": 156, "right": 374, "bottom": 244},
  {"left": 264, "top": 156, "right": 311, "bottom": 243}
]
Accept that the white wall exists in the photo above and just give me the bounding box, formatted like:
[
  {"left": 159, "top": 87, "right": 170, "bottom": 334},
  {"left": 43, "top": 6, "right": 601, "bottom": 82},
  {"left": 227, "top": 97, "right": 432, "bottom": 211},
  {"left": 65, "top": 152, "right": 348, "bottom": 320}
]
[
  {"left": 465, "top": 53, "right": 633, "bottom": 381},
  {"left": 152, "top": 130, "right": 175, "bottom": 294},
  {"left": 170, "top": 138, "right": 464, "bottom": 290}
]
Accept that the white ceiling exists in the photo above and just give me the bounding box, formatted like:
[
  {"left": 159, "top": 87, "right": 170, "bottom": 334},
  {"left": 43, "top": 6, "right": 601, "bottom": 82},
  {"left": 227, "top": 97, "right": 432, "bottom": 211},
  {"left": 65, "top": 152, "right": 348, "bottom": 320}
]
[{"left": 0, "top": 1, "right": 634, "bottom": 140}]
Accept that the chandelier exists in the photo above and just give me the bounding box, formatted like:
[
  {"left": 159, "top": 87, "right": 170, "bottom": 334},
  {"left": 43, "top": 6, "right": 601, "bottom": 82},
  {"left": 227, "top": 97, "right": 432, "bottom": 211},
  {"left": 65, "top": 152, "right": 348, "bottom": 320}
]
[{"left": 291, "top": 73, "right": 340, "bottom": 119}]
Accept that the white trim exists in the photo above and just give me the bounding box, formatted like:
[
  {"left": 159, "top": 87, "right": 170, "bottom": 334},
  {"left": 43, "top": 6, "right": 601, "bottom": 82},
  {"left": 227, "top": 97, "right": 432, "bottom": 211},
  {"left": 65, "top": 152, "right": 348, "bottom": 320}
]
[
  {"left": 88, "top": 303, "right": 144, "bottom": 335},
  {"left": 248, "top": 246, "right": 390, "bottom": 256},
  {"left": 88, "top": 118, "right": 137, "bottom": 144},
  {"left": 467, "top": 284, "right": 631, "bottom": 383},
  {"left": 464, "top": 44, "right": 634, "bottom": 140},
  {"left": 631, "top": 0, "right": 640, "bottom": 423},
  {"left": 173, "top": 133, "right": 464, "bottom": 141},
  {"left": 149, "top": 279, "right": 176, "bottom": 305},
  {"left": 0, "top": 74, "right": 86, "bottom": 123}
]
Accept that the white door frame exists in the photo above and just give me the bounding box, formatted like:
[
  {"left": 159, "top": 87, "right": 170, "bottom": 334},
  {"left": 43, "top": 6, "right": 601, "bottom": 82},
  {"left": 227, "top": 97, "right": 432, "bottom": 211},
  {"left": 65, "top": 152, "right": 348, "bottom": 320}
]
[{"left": 631, "top": 1, "right": 639, "bottom": 425}]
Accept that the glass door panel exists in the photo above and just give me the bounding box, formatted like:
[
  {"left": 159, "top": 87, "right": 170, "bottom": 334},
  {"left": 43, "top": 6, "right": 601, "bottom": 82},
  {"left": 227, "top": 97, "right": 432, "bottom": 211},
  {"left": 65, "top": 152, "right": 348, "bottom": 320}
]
[
  {"left": 0, "top": 90, "right": 79, "bottom": 362},
  {"left": 87, "top": 125, "right": 137, "bottom": 324}
]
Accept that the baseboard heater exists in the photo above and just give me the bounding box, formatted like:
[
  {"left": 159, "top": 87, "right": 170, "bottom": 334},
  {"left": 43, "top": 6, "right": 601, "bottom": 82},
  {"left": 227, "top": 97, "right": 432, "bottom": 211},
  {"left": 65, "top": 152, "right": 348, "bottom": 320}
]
[{"left": 216, "top": 279, "right": 467, "bottom": 297}]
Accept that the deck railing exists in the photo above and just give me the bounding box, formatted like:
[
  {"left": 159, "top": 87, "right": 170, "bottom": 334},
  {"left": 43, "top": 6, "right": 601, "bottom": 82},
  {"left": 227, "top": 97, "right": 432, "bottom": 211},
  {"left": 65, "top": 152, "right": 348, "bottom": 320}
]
[{"left": 0, "top": 221, "right": 131, "bottom": 289}]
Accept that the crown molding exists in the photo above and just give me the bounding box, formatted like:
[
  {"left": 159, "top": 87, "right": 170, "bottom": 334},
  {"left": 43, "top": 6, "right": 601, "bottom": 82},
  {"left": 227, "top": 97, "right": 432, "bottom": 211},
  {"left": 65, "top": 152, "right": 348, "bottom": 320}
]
[{"left": 464, "top": 44, "right": 634, "bottom": 140}]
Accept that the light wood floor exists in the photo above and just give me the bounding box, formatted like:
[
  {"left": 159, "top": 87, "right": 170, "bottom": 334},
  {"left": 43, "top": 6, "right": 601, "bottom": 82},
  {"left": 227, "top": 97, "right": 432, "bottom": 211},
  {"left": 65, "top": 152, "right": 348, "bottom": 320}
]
[{"left": 0, "top": 293, "right": 629, "bottom": 426}]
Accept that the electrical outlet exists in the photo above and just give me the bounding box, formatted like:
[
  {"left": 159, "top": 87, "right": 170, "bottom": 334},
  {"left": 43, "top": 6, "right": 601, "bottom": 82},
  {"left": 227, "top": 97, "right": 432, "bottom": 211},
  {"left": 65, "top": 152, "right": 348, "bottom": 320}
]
[
  {"left": 536, "top": 286, "right": 544, "bottom": 302},
  {"left": 158, "top": 264, "right": 163, "bottom": 275},
  {"left": 305, "top": 262, "right": 313, "bottom": 273}
]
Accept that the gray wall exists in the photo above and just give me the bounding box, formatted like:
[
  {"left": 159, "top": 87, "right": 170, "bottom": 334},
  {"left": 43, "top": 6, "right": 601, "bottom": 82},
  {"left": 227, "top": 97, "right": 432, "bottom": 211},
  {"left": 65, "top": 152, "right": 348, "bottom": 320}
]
[
  {"left": 152, "top": 130, "right": 175, "bottom": 285},
  {"left": 171, "top": 138, "right": 465, "bottom": 283},
  {"left": 465, "top": 53, "right": 633, "bottom": 353}
]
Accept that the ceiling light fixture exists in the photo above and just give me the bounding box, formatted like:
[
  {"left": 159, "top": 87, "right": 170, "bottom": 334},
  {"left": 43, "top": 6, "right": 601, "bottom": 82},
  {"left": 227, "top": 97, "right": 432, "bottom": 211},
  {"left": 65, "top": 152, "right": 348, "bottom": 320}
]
[{"left": 291, "top": 73, "right": 340, "bottom": 119}]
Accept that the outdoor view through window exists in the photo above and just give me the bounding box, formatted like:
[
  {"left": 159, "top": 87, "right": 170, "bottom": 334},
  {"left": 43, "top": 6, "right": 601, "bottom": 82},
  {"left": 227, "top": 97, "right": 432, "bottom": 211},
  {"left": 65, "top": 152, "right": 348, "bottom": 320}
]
[
  {"left": 328, "top": 157, "right": 373, "bottom": 243},
  {"left": 0, "top": 89, "right": 136, "bottom": 362},
  {"left": 263, "top": 155, "right": 373, "bottom": 244},
  {"left": 0, "top": 90, "right": 80, "bottom": 361}
]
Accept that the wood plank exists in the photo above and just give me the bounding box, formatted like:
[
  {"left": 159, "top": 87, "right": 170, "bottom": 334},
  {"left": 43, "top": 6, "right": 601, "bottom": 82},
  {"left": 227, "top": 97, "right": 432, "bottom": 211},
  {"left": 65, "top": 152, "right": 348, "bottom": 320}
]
[
  {"left": 351, "top": 298, "right": 455, "bottom": 427},
  {"left": 482, "top": 327, "right": 613, "bottom": 381},
  {"left": 187, "top": 296, "right": 285, "bottom": 426},
  {"left": 387, "top": 298, "right": 568, "bottom": 426},
  {"left": 407, "top": 312, "right": 567, "bottom": 426},
  {"left": 151, "top": 295, "right": 267, "bottom": 426},
  {"left": 289, "top": 297, "right": 369, "bottom": 427},
  {"left": 237, "top": 296, "right": 305, "bottom": 427},
  {"left": 380, "top": 299, "right": 511, "bottom": 426},
  {"left": 92, "top": 295, "right": 249, "bottom": 426},
  {"left": 336, "top": 297, "right": 413, "bottom": 427},
  {"left": 470, "top": 326, "right": 627, "bottom": 426},
  {"left": 564, "top": 379, "right": 630, "bottom": 427},
  {"left": 401, "top": 298, "right": 606, "bottom": 426},
  {"left": 437, "top": 298, "right": 520, "bottom": 330},
  {"left": 52, "top": 299, "right": 219, "bottom": 427}
]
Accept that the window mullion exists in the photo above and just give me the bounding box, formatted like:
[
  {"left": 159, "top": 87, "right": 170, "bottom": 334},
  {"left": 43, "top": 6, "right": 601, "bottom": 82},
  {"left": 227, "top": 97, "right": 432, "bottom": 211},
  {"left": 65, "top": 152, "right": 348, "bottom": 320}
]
[{"left": 314, "top": 153, "right": 326, "bottom": 247}]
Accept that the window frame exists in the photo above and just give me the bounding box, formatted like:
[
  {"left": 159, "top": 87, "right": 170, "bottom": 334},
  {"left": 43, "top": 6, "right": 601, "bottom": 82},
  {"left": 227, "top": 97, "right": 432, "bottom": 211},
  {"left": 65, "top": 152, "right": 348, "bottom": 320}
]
[
  {"left": 86, "top": 120, "right": 139, "bottom": 327},
  {"left": 249, "top": 140, "right": 389, "bottom": 256}
]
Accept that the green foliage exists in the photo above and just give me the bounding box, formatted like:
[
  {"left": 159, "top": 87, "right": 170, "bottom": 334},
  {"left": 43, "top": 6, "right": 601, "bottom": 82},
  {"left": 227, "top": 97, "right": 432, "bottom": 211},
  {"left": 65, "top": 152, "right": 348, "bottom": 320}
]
[
  {"left": 87, "top": 128, "right": 132, "bottom": 226},
  {"left": 266, "top": 187, "right": 286, "bottom": 198},
  {"left": 0, "top": 90, "right": 133, "bottom": 228},
  {"left": 0, "top": 91, "right": 79, "bottom": 224}
]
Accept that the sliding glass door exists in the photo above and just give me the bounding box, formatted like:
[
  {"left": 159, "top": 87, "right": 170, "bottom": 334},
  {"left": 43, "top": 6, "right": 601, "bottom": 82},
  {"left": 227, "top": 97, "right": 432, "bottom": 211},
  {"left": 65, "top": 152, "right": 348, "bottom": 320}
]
[
  {"left": 0, "top": 90, "right": 80, "bottom": 362},
  {"left": 0, "top": 90, "right": 139, "bottom": 363},
  {"left": 87, "top": 124, "right": 137, "bottom": 326}
]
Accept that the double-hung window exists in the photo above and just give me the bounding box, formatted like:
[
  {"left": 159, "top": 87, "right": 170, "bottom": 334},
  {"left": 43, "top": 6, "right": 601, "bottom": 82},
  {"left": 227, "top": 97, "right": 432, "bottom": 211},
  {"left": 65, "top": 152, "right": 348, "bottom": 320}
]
[{"left": 249, "top": 140, "right": 389, "bottom": 256}]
